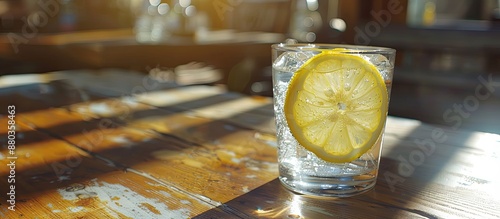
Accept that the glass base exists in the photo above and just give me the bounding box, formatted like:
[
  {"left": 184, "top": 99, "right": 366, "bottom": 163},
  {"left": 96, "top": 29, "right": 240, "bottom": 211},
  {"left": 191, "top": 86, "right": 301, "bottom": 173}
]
[{"left": 279, "top": 174, "right": 377, "bottom": 197}]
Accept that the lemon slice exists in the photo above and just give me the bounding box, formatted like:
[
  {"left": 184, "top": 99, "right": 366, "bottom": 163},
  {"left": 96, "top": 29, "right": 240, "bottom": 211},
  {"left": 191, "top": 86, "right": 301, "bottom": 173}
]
[{"left": 284, "top": 51, "right": 388, "bottom": 163}]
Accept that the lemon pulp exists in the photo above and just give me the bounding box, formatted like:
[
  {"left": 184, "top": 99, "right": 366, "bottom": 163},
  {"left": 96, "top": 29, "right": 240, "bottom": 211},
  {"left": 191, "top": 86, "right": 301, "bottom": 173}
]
[{"left": 284, "top": 51, "right": 388, "bottom": 163}]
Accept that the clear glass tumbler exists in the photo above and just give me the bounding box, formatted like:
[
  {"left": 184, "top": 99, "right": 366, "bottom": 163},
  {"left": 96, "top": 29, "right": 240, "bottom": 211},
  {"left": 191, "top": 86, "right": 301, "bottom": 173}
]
[{"left": 272, "top": 43, "right": 396, "bottom": 197}]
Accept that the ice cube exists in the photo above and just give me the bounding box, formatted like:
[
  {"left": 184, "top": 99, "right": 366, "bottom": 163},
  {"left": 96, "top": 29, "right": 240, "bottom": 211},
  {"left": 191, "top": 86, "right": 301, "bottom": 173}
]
[
  {"left": 361, "top": 54, "right": 393, "bottom": 81},
  {"left": 273, "top": 51, "right": 316, "bottom": 73}
]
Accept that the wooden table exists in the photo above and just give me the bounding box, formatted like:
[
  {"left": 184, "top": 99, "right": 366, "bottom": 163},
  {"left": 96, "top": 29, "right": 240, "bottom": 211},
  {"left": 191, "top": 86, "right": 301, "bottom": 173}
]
[{"left": 0, "top": 69, "right": 499, "bottom": 218}]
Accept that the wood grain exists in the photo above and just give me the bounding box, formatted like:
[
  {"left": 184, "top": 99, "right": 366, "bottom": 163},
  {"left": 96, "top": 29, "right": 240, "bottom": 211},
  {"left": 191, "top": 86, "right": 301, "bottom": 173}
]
[
  {"left": 195, "top": 118, "right": 500, "bottom": 219},
  {"left": 1, "top": 70, "right": 499, "bottom": 218},
  {"left": 0, "top": 121, "right": 211, "bottom": 218}
]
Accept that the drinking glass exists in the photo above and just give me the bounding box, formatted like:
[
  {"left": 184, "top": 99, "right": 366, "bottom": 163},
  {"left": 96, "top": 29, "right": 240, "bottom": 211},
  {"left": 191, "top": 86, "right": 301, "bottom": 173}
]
[{"left": 272, "top": 43, "right": 395, "bottom": 197}]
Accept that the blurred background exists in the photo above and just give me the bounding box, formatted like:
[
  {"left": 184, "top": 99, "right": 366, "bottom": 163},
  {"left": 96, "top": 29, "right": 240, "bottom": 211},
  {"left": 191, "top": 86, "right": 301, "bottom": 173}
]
[{"left": 0, "top": 0, "right": 499, "bottom": 134}]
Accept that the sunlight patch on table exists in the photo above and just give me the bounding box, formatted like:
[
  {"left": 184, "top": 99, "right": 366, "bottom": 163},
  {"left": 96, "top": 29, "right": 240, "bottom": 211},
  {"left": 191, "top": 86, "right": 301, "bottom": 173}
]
[
  {"left": 188, "top": 96, "right": 272, "bottom": 120},
  {"left": 0, "top": 73, "right": 67, "bottom": 89},
  {"left": 134, "top": 85, "right": 225, "bottom": 107}
]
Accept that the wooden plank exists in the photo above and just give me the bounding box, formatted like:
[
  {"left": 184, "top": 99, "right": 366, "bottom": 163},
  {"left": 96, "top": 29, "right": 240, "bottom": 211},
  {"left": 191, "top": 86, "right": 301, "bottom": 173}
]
[
  {"left": 380, "top": 117, "right": 500, "bottom": 218},
  {"left": 44, "top": 109, "right": 279, "bottom": 204},
  {"left": 4, "top": 82, "right": 499, "bottom": 218},
  {"left": 0, "top": 122, "right": 84, "bottom": 178},
  {"left": 13, "top": 88, "right": 278, "bottom": 205},
  {"left": 0, "top": 160, "right": 214, "bottom": 218},
  {"left": 385, "top": 116, "right": 500, "bottom": 148},
  {"left": 194, "top": 178, "right": 421, "bottom": 219},
  {"left": 0, "top": 74, "right": 109, "bottom": 113},
  {"left": 5, "top": 84, "right": 274, "bottom": 136},
  {"left": 197, "top": 149, "right": 500, "bottom": 219},
  {"left": 194, "top": 116, "right": 500, "bottom": 218},
  {"left": 13, "top": 107, "right": 95, "bottom": 133},
  {"left": 0, "top": 121, "right": 214, "bottom": 218},
  {"left": 11, "top": 85, "right": 226, "bottom": 132},
  {"left": 133, "top": 85, "right": 276, "bottom": 134},
  {"left": 183, "top": 95, "right": 275, "bottom": 134},
  {"left": 0, "top": 88, "right": 225, "bottom": 217}
]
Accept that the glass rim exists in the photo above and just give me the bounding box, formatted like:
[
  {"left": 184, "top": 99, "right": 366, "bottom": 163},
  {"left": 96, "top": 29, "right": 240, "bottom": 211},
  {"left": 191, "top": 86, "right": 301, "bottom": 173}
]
[{"left": 272, "top": 43, "right": 395, "bottom": 53}]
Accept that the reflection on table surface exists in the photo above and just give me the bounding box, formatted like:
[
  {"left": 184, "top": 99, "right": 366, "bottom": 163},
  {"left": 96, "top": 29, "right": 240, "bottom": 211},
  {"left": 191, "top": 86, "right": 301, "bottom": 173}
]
[{"left": 0, "top": 69, "right": 499, "bottom": 218}]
